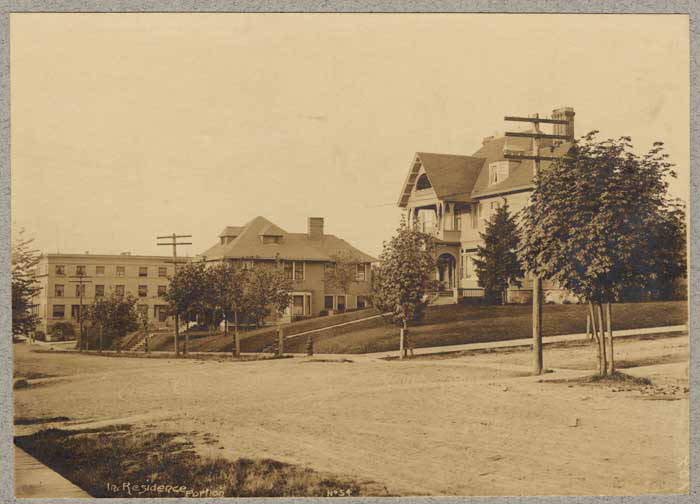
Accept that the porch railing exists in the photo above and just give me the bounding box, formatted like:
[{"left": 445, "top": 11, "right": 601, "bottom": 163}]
[{"left": 457, "top": 288, "right": 485, "bottom": 298}]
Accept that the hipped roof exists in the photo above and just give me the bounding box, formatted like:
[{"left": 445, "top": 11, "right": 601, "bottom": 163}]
[{"left": 201, "top": 216, "right": 376, "bottom": 263}]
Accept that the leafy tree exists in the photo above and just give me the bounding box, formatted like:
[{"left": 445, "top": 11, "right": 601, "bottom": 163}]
[
  {"left": 520, "top": 131, "right": 682, "bottom": 375},
  {"left": 643, "top": 199, "right": 687, "bottom": 300},
  {"left": 11, "top": 229, "right": 42, "bottom": 339},
  {"left": 372, "top": 218, "right": 436, "bottom": 357},
  {"left": 472, "top": 201, "right": 524, "bottom": 304},
  {"left": 324, "top": 250, "right": 361, "bottom": 299},
  {"left": 208, "top": 261, "right": 248, "bottom": 357},
  {"left": 244, "top": 264, "right": 293, "bottom": 328},
  {"left": 162, "top": 262, "right": 211, "bottom": 354},
  {"left": 86, "top": 292, "right": 140, "bottom": 351}
]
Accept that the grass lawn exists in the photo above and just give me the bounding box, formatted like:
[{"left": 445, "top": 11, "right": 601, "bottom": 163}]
[
  {"left": 148, "top": 307, "right": 381, "bottom": 353},
  {"left": 15, "top": 425, "right": 385, "bottom": 497},
  {"left": 306, "top": 300, "right": 687, "bottom": 354}
]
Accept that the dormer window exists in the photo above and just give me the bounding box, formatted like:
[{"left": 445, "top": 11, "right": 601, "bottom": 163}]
[
  {"left": 416, "top": 173, "right": 432, "bottom": 190},
  {"left": 489, "top": 161, "right": 510, "bottom": 185},
  {"left": 261, "top": 235, "right": 282, "bottom": 245}
]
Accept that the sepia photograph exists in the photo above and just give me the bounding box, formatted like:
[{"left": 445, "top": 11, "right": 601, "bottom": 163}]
[{"left": 6, "top": 7, "right": 693, "bottom": 499}]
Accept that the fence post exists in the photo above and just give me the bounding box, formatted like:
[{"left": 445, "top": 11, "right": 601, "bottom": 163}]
[{"left": 306, "top": 334, "right": 314, "bottom": 356}]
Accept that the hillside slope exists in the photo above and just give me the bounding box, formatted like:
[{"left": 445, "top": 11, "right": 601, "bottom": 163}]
[{"left": 306, "top": 301, "right": 688, "bottom": 354}]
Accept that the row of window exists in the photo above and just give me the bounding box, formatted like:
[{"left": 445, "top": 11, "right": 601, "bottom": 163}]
[
  {"left": 53, "top": 284, "right": 167, "bottom": 298},
  {"left": 323, "top": 294, "right": 368, "bottom": 312},
  {"left": 54, "top": 265, "right": 169, "bottom": 278},
  {"left": 52, "top": 303, "right": 169, "bottom": 321},
  {"left": 324, "top": 263, "right": 370, "bottom": 281},
  {"left": 284, "top": 261, "right": 305, "bottom": 281}
]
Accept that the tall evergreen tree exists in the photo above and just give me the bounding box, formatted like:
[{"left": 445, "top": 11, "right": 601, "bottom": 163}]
[
  {"left": 12, "top": 229, "right": 42, "bottom": 338},
  {"left": 472, "top": 201, "right": 524, "bottom": 304}
]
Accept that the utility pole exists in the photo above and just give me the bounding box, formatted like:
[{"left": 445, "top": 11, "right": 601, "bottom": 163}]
[
  {"left": 157, "top": 233, "right": 192, "bottom": 356},
  {"left": 275, "top": 253, "right": 284, "bottom": 357},
  {"left": 504, "top": 112, "right": 570, "bottom": 375},
  {"left": 69, "top": 272, "right": 92, "bottom": 351}
]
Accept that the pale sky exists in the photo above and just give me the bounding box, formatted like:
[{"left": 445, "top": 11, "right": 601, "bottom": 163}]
[{"left": 11, "top": 13, "right": 690, "bottom": 258}]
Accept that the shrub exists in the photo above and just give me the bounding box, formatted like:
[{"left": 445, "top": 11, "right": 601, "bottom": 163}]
[
  {"left": 49, "top": 322, "right": 75, "bottom": 341},
  {"left": 34, "top": 331, "right": 46, "bottom": 341}
]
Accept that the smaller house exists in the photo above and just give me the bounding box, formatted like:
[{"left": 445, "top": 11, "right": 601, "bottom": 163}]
[{"left": 199, "top": 216, "right": 376, "bottom": 322}]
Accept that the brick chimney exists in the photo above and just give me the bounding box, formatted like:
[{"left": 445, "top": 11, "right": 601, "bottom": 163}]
[
  {"left": 308, "top": 217, "right": 324, "bottom": 240},
  {"left": 552, "top": 106, "right": 575, "bottom": 143}
]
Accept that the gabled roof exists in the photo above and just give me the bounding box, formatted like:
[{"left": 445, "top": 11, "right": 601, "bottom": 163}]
[
  {"left": 418, "top": 152, "right": 486, "bottom": 202},
  {"left": 200, "top": 216, "right": 376, "bottom": 263},
  {"left": 398, "top": 134, "right": 573, "bottom": 205},
  {"left": 397, "top": 152, "right": 485, "bottom": 207}
]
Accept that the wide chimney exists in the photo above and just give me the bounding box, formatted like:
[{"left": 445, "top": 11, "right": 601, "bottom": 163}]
[
  {"left": 552, "top": 106, "right": 575, "bottom": 143},
  {"left": 308, "top": 217, "right": 324, "bottom": 240}
]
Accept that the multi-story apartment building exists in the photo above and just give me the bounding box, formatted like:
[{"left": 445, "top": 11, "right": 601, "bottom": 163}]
[
  {"left": 199, "top": 216, "right": 376, "bottom": 322},
  {"left": 34, "top": 253, "right": 178, "bottom": 336},
  {"left": 397, "top": 106, "right": 577, "bottom": 303}
]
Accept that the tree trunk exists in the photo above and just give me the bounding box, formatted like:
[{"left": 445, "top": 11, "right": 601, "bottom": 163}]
[
  {"left": 224, "top": 311, "right": 230, "bottom": 356},
  {"left": 184, "top": 317, "right": 189, "bottom": 356},
  {"left": 399, "top": 319, "right": 406, "bottom": 360},
  {"left": 532, "top": 277, "right": 543, "bottom": 375},
  {"left": 174, "top": 313, "right": 180, "bottom": 356},
  {"left": 588, "top": 301, "right": 602, "bottom": 375},
  {"left": 234, "top": 311, "right": 240, "bottom": 358},
  {"left": 597, "top": 302, "right": 607, "bottom": 376},
  {"left": 277, "top": 326, "right": 284, "bottom": 357},
  {"left": 586, "top": 311, "right": 592, "bottom": 340},
  {"left": 98, "top": 325, "right": 103, "bottom": 353},
  {"left": 606, "top": 302, "right": 614, "bottom": 374}
]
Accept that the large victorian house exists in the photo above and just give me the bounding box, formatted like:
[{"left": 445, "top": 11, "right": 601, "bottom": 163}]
[{"left": 397, "top": 107, "right": 577, "bottom": 303}]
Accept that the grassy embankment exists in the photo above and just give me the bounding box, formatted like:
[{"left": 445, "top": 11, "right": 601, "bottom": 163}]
[
  {"left": 147, "top": 307, "right": 382, "bottom": 352},
  {"left": 15, "top": 425, "right": 386, "bottom": 497},
  {"left": 127, "top": 301, "right": 686, "bottom": 355},
  {"left": 308, "top": 300, "right": 687, "bottom": 354}
]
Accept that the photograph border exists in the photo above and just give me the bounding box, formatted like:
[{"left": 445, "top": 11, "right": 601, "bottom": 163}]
[{"left": 0, "top": 1, "right": 696, "bottom": 503}]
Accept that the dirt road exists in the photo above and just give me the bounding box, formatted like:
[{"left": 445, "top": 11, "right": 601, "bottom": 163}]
[{"left": 14, "top": 336, "right": 689, "bottom": 496}]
